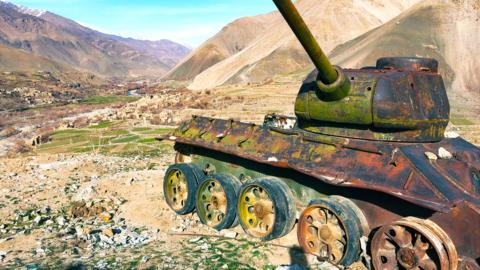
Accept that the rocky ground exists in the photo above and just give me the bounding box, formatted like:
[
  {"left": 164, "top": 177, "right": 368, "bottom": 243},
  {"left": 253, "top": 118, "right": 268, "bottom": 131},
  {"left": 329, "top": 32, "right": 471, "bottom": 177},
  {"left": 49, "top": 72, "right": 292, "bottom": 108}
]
[
  {"left": 0, "top": 75, "right": 478, "bottom": 269},
  {"left": 0, "top": 151, "right": 347, "bottom": 270}
]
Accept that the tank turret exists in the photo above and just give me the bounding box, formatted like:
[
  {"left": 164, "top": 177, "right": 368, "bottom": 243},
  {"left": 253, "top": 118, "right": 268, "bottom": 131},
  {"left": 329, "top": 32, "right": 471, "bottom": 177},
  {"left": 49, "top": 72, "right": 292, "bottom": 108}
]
[
  {"left": 274, "top": 0, "right": 450, "bottom": 142},
  {"left": 273, "top": 0, "right": 350, "bottom": 101}
]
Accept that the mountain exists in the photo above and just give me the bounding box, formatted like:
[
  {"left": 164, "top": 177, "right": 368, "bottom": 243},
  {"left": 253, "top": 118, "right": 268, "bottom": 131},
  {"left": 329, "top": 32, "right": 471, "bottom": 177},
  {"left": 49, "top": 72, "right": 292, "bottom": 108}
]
[
  {"left": 0, "top": 43, "right": 74, "bottom": 74},
  {"left": 328, "top": 0, "right": 480, "bottom": 107},
  {"left": 164, "top": 14, "right": 273, "bottom": 81},
  {"left": 0, "top": 1, "right": 190, "bottom": 78},
  {"left": 183, "top": 0, "right": 420, "bottom": 90},
  {"left": 110, "top": 37, "right": 190, "bottom": 68}
]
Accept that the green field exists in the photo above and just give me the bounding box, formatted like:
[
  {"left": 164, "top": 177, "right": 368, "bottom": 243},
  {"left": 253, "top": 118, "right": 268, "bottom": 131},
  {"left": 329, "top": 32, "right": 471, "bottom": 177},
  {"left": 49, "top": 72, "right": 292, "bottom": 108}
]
[
  {"left": 80, "top": 95, "right": 141, "bottom": 105},
  {"left": 36, "top": 121, "right": 175, "bottom": 157}
]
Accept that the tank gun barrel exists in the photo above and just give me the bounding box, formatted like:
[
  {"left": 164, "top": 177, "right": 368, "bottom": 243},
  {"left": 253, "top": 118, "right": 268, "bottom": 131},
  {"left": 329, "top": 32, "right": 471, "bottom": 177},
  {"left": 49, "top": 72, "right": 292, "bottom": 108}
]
[
  {"left": 272, "top": 0, "right": 337, "bottom": 84},
  {"left": 272, "top": 0, "right": 350, "bottom": 100}
]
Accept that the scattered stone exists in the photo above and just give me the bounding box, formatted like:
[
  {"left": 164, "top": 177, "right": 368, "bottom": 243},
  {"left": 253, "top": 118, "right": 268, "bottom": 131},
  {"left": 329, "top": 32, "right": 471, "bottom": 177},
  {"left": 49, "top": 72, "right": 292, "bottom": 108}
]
[
  {"left": 99, "top": 234, "right": 114, "bottom": 245},
  {"left": 438, "top": 147, "right": 453, "bottom": 159},
  {"left": 0, "top": 250, "right": 6, "bottom": 261},
  {"left": 141, "top": 255, "right": 150, "bottom": 263},
  {"left": 99, "top": 212, "right": 112, "bottom": 222},
  {"left": 220, "top": 230, "right": 238, "bottom": 239},
  {"left": 444, "top": 131, "right": 460, "bottom": 138},
  {"left": 75, "top": 186, "right": 96, "bottom": 202},
  {"left": 34, "top": 216, "right": 42, "bottom": 225},
  {"left": 102, "top": 228, "right": 115, "bottom": 238},
  {"left": 75, "top": 226, "right": 84, "bottom": 237},
  {"left": 199, "top": 242, "right": 209, "bottom": 251},
  {"left": 56, "top": 216, "right": 66, "bottom": 226},
  {"left": 425, "top": 151, "right": 438, "bottom": 160}
]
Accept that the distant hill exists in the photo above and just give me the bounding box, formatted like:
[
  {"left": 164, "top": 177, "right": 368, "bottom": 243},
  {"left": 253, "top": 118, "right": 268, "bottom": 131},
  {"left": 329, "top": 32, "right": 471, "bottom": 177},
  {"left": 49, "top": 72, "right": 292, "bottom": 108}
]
[
  {"left": 329, "top": 0, "right": 480, "bottom": 107},
  {"left": 182, "top": 0, "right": 420, "bottom": 90},
  {"left": 164, "top": 14, "right": 273, "bottom": 81},
  {"left": 0, "top": 44, "right": 104, "bottom": 84},
  {"left": 0, "top": 43, "right": 73, "bottom": 74},
  {"left": 0, "top": 1, "right": 190, "bottom": 78}
]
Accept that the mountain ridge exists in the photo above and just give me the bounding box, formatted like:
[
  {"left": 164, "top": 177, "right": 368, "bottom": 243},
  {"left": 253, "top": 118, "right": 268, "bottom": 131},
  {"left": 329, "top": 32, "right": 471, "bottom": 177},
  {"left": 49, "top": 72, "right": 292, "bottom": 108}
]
[
  {"left": 0, "top": 1, "right": 190, "bottom": 78},
  {"left": 183, "top": 0, "right": 420, "bottom": 90}
]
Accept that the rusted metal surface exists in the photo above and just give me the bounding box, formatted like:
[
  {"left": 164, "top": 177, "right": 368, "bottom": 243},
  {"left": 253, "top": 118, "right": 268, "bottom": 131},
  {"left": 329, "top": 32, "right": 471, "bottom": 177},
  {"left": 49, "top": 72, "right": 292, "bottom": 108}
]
[
  {"left": 295, "top": 66, "right": 450, "bottom": 142},
  {"left": 430, "top": 202, "right": 480, "bottom": 261},
  {"left": 371, "top": 217, "right": 454, "bottom": 270},
  {"left": 165, "top": 116, "right": 480, "bottom": 214}
]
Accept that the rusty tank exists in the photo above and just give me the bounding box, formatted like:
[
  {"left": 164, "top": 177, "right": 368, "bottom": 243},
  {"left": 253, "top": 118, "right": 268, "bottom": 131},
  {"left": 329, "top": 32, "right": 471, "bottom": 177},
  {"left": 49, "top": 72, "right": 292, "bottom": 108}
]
[{"left": 161, "top": 0, "right": 480, "bottom": 269}]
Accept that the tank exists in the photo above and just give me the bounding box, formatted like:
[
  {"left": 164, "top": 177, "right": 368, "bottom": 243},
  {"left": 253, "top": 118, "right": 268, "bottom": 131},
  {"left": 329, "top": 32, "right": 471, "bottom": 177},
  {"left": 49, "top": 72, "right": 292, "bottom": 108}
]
[{"left": 161, "top": 0, "right": 480, "bottom": 269}]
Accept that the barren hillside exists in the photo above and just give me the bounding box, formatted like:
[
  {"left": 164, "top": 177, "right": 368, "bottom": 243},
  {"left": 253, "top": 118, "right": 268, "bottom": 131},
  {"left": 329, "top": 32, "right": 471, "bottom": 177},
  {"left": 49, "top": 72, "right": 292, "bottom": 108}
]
[
  {"left": 0, "top": 1, "right": 190, "bottom": 78},
  {"left": 164, "top": 14, "right": 273, "bottom": 81},
  {"left": 329, "top": 0, "right": 480, "bottom": 111},
  {"left": 187, "top": 0, "right": 420, "bottom": 90},
  {"left": 0, "top": 44, "right": 73, "bottom": 74}
]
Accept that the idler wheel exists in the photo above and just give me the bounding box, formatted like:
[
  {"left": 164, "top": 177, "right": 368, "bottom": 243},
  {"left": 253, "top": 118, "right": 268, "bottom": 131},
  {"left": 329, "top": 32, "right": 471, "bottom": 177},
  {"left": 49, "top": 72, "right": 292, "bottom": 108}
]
[
  {"left": 237, "top": 177, "right": 296, "bottom": 241},
  {"left": 371, "top": 217, "right": 455, "bottom": 270},
  {"left": 164, "top": 163, "right": 203, "bottom": 215},
  {"left": 297, "top": 196, "right": 369, "bottom": 266},
  {"left": 196, "top": 174, "right": 241, "bottom": 230}
]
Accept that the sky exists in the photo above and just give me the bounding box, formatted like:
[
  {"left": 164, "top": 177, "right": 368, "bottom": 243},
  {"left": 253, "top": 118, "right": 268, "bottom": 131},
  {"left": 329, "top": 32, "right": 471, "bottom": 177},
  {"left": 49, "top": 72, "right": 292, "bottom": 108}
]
[{"left": 9, "top": 0, "right": 277, "bottom": 48}]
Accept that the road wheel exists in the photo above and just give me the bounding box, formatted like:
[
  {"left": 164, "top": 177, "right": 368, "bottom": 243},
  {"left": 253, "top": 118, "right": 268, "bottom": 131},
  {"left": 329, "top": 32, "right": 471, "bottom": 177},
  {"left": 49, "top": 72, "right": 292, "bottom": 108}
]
[
  {"left": 237, "top": 177, "right": 296, "bottom": 241},
  {"left": 371, "top": 217, "right": 455, "bottom": 270},
  {"left": 196, "top": 173, "right": 241, "bottom": 230},
  {"left": 297, "top": 196, "right": 369, "bottom": 266},
  {"left": 163, "top": 163, "right": 203, "bottom": 215}
]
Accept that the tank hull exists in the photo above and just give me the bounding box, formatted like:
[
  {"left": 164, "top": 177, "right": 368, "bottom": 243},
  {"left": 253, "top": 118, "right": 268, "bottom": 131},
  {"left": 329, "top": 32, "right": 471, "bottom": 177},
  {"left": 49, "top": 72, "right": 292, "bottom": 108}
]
[{"left": 163, "top": 115, "right": 480, "bottom": 266}]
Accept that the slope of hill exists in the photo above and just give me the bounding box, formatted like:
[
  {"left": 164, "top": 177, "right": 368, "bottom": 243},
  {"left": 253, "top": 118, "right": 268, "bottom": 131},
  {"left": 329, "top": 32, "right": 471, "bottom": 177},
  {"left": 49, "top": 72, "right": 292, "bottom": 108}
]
[
  {"left": 0, "top": 1, "right": 190, "bottom": 78},
  {"left": 163, "top": 14, "right": 273, "bottom": 81},
  {"left": 186, "top": 0, "right": 420, "bottom": 90},
  {"left": 329, "top": 0, "right": 480, "bottom": 109},
  {"left": 0, "top": 44, "right": 73, "bottom": 74}
]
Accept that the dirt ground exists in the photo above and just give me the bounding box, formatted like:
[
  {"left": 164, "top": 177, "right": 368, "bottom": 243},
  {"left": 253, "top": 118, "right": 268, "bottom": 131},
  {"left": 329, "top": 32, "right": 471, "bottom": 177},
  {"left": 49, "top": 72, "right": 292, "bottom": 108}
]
[
  {"left": 0, "top": 76, "right": 479, "bottom": 269},
  {"left": 0, "top": 150, "right": 333, "bottom": 269}
]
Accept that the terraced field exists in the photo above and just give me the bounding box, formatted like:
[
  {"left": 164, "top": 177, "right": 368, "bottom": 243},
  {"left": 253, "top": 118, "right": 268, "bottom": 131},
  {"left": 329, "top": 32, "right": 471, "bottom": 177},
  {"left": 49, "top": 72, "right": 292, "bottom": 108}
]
[{"left": 35, "top": 121, "right": 174, "bottom": 157}]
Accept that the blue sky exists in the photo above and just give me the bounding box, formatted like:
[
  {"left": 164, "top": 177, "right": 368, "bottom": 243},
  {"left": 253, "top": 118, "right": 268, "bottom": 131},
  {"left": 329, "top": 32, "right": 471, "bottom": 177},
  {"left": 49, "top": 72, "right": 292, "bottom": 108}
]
[{"left": 10, "top": 0, "right": 277, "bottom": 47}]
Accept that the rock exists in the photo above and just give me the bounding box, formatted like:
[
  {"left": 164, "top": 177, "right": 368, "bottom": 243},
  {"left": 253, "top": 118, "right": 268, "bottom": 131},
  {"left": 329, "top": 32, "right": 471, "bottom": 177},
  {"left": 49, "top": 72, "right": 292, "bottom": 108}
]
[
  {"left": 33, "top": 216, "right": 42, "bottom": 224},
  {"left": 99, "top": 234, "right": 114, "bottom": 245},
  {"left": 199, "top": 243, "right": 209, "bottom": 251},
  {"left": 220, "top": 230, "right": 238, "bottom": 239},
  {"left": 56, "top": 216, "right": 66, "bottom": 226},
  {"left": 45, "top": 219, "right": 54, "bottom": 226},
  {"left": 74, "top": 186, "right": 96, "bottom": 202},
  {"left": 102, "top": 228, "right": 115, "bottom": 238},
  {"left": 0, "top": 250, "right": 6, "bottom": 261},
  {"left": 113, "top": 234, "right": 128, "bottom": 246},
  {"left": 99, "top": 212, "right": 112, "bottom": 222},
  {"left": 75, "top": 226, "right": 84, "bottom": 237},
  {"left": 424, "top": 152, "right": 438, "bottom": 160},
  {"left": 140, "top": 255, "right": 149, "bottom": 263},
  {"left": 444, "top": 131, "right": 460, "bottom": 138},
  {"left": 438, "top": 147, "right": 453, "bottom": 159},
  {"left": 40, "top": 206, "right": 50, "bottom": 215}
]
